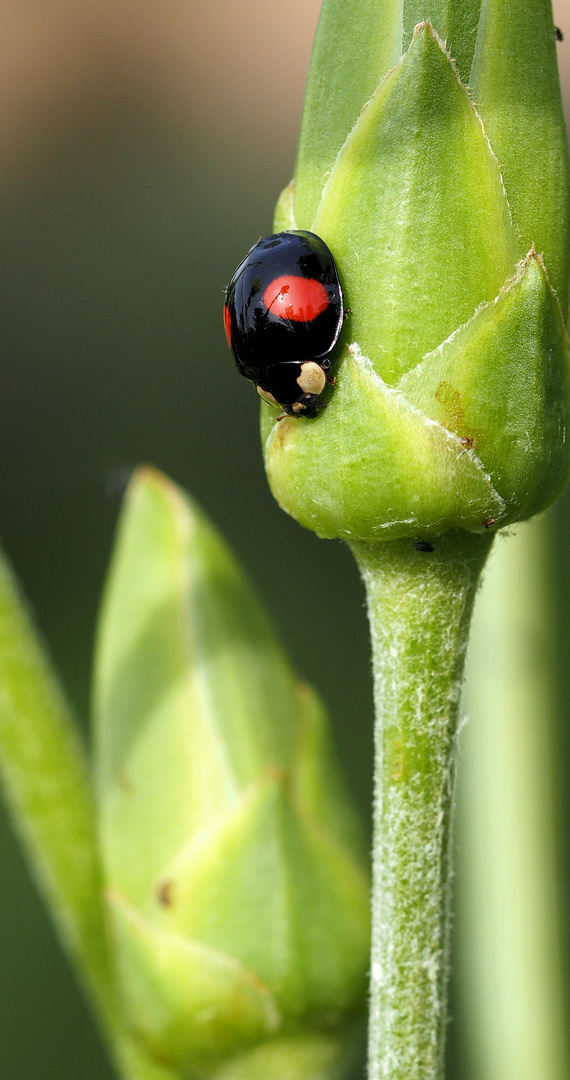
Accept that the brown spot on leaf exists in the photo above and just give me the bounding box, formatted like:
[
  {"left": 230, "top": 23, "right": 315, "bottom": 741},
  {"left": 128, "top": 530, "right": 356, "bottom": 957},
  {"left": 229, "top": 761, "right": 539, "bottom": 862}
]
[
  {"left": 435, "top": 381, "right": 483, "bottom": 448},
  {"left": 157, "top": 880, "right": 174, "bottom": 907},
  {"left": 435, "top": 381, "right": 464, "bottom": 430}
]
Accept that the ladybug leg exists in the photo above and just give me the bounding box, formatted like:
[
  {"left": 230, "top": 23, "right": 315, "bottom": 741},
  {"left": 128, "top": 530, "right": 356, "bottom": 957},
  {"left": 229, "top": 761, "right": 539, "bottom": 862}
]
[
  {"left": 326, "top": 375, "right": 337, "bottom": 386},
  {"left": 277, "top": 403, "right": 300, "bottom": 421},
  {"left": 343, "top": 307, "right": 352, "bottom": 320}
]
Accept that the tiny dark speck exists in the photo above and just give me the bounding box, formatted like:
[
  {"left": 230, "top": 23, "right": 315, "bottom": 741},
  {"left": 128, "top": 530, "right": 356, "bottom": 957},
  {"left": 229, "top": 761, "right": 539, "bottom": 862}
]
[
  {"left": 157, "top": 880, "right": 174, "bottom": 906},
  {"left": 415, "top": 541, "right": 435, "bottom": 552},
  {"left": 556, "top": 26, "right": 564, "bottom": 41}
]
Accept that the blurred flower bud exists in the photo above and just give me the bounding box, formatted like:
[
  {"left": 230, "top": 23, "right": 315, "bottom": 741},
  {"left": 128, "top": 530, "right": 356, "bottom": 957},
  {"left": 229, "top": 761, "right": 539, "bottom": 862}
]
[
  {"left": 263, "top": 12, "right": 570, "bottom": 542},
  {"left": 94, "top": 469, "right": 369, "bottom": 1077}
]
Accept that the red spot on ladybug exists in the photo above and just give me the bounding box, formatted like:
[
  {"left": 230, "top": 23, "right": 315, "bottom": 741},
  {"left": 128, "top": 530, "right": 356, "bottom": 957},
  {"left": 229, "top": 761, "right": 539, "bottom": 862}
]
[
  {"left": 263, "top": 275, "right": 330, "bottom": 323},
  {"left": 223, "top": 304, "right": 232, "bottom": 348}
]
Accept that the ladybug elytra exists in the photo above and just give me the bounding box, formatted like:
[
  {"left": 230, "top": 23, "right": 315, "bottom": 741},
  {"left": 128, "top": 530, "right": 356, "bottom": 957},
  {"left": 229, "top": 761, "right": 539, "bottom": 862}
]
[{"left": 224, "top": 231, "right": 344, "bottom": 418}]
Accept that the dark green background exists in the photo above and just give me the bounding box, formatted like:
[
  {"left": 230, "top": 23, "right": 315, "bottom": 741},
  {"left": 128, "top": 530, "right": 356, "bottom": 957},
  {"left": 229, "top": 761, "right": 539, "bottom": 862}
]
[{"left": 0, "top": 8, "right": 569, "bottom": 1079}]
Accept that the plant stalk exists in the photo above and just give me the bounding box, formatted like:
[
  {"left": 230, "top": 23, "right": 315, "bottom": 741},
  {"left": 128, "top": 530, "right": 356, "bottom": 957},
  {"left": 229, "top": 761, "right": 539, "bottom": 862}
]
[
  {"left": 351, "top": 531, "right": 493, "bottom": 1080},
  {"left": 457, "top": 517, "right": 570, "bottom": 1080}
]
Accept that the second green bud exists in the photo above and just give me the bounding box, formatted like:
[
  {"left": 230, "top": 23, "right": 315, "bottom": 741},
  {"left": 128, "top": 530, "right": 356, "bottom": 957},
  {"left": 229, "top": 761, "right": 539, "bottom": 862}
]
[{"left": 93, "top": 469, "right": 369, "bottom": 1079}]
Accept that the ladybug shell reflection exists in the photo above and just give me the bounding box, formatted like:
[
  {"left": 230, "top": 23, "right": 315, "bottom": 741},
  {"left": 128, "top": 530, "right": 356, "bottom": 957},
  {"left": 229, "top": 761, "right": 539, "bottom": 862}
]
[{"left": 224, "top": 231, "right": 343, "bottom": 418}]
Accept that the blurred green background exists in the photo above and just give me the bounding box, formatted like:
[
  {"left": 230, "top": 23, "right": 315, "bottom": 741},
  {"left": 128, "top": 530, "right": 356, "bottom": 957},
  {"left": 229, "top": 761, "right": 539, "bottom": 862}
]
[{"left": 0, "top": 3, "right": 569, "bottom": 1076}]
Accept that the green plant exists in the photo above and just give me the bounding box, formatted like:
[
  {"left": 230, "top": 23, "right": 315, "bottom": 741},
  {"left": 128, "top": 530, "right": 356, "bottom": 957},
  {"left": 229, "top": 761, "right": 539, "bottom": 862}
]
[
  {"left": 264, "top": 0, "right": 569, "bottom": 1076},
  {"left": 0, "top": 2, "right": 568, "bottom": 1079},
  {"left": 0, "top": 468, "right": 370, "bottom": 1080}
]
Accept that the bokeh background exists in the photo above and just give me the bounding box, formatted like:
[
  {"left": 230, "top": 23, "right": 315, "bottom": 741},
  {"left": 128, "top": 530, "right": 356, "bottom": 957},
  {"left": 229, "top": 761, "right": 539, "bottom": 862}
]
[{"left": 0, "top": 3, "right": 568, "bottom": 1077}]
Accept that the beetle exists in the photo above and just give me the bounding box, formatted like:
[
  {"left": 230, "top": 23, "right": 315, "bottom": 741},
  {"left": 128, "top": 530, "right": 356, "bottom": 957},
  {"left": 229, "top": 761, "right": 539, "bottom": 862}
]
[{"left": 224, "top": 230, "right": 344, "bottom": 418}]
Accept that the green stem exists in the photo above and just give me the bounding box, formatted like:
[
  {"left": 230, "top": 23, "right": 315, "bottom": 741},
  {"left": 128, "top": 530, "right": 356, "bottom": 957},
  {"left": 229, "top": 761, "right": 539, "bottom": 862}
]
[
  {"left": 457, "top": 517, "right": 570, "bottom": 1080},
  {"left": 350, "top": 531, "right": 493, "bottom": 1080}
]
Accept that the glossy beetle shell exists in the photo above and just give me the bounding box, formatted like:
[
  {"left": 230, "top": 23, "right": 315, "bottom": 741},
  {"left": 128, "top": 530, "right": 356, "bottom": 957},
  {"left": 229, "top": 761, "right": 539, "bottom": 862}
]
[{"left": 224, "top": 231, "right": 343, "bottom": 416}]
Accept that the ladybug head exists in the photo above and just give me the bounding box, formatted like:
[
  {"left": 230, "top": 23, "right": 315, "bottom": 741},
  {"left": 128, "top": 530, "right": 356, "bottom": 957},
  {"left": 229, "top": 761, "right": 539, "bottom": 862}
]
[{"left": 285, "top": 393, "right": 326, "bottom": 419}]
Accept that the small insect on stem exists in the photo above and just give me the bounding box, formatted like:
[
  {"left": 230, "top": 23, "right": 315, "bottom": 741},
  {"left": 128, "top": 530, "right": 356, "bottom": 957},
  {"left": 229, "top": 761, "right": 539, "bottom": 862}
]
[
  {"left": 556, "top": 26, "right": 564, "bottom": 41},
  {"left": 224, "top": 231, "right": 344, "bottom": 418},
  {"left": 482, "top": 517, "right": 496, "bottom": 529}
]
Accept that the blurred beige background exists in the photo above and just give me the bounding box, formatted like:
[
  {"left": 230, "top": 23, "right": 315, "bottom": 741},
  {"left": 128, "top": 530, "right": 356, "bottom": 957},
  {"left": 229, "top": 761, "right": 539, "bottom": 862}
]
[
  {"left": 0, "top": 1, "right": 322, "bottom": 173},
  {"left": 0, "top": 0, "right": 567, "bottom": 164}
]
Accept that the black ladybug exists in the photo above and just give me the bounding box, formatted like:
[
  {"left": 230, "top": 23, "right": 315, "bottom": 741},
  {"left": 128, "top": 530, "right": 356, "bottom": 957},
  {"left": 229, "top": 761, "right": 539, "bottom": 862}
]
[{"left": 224, "top": 231, "right": 344, "bottom": 418}]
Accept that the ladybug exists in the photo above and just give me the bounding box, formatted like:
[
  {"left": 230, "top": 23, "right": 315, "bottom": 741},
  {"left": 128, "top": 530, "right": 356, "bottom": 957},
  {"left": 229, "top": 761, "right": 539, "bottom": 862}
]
[{"left": 224, "top": 230, "right": 344, "bottom": 418}]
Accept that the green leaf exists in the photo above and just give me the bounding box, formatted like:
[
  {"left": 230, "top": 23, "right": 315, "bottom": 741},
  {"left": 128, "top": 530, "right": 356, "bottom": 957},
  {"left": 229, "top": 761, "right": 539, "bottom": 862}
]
[
  {"left": 108, "top": 890, "right": 280, "bottom": 1070},
  {"left": 293, "top": 0, "right": 403, "bottom": 229},
  {"left": 94, "top": 468, "right": 369, "bottom": 1075},
  {"left": 212, "top": 1030, "right": 363, "bottom": 1080},
  {"left": 313, "top": 24, "right": 518, "bottom": 384},
  {"left": 293, "top": 0, "right": 487, "bottom": 230},
  {"left": 0, "top": 549, "right": 114, "bottom": 1032},
  {"left": 399, "top": 253, "right": 570, "bottom": 520},
  {"left": 109, "top": 762, "right": 368, "bottom": 1072},
  {"left": 403, "top": 0, "right": 483, "bottom": 79},
  {"left": 273, "top": 181, "right": 296, "bottom": 232},
  {"left": 112, "top": 883, "right": 364, "bottom": 1080},
  {"left": 94, "top": 468, "right": 304, "bottom": 906},
  {"left": 153, "top": 771, "right": 369, "bottom": 1018},
  {"left": 262, "top": 343, "right": 504, "bottom": 541},
  {"left": 470, "top": 0, "right": 570, "bottom": 318}
]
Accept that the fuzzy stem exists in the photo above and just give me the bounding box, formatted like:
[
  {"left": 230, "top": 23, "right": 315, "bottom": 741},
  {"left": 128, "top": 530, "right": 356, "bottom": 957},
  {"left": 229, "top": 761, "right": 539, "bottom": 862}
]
[{"left": 350, "top": 531, "right": 493, "bottom": 1080}]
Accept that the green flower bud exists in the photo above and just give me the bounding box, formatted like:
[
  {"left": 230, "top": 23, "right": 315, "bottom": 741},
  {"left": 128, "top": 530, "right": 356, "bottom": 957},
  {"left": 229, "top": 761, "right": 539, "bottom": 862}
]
[
  {"left": 263, "top": 8, "right": 570, "bottom": 542},
  {"left": 93, "top": 469, "right": 369, "bottom": 1078}
]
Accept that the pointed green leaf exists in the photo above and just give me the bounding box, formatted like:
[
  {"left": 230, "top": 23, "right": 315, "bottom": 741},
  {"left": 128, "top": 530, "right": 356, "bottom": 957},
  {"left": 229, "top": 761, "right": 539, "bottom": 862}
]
[
  {"left": 293, "top": 1, "right": 491, "bottom": 230},
  {"left": 399, "top": 254, "right": 570, "bottom": 519},
  {"left": 293, "top": 0, "right": 403, "bottom": 229},
  {"left": 113, "top": 893, "right": 359, "bottom": 1080},
  {"left": 403, "top": 0, "right": 483, "bottom": 80},
  {"left": 313, "top": 25, "right": 518, "bottom": 384},
  {"left": 109, "top": 891, "right": 279, "bottom": 1069},
  {"left": 94, "top": 469, "right": 370, "bottom": 1073},
  {"left": 94, "top": 468, "right": 302, "bottom": 906},
  {"left": 262, "top": 343, "right": 504, "bottom": 541},
  {"left": 470, "top": 0, "right": 570, "bottom": 317},
  {"left": 152, "top": 772, "right": 369, "bottom": 1018}
]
